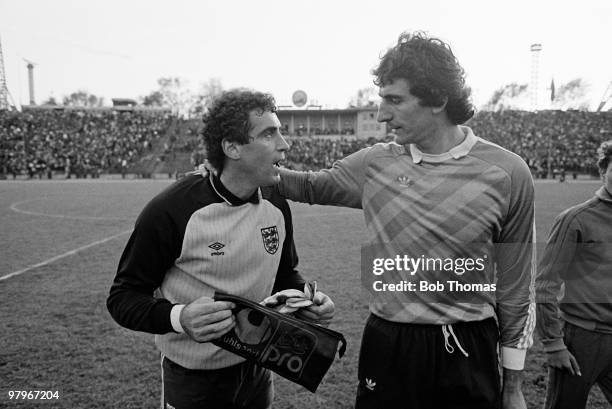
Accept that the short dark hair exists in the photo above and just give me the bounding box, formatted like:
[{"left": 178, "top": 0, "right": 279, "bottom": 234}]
[
  {"left": 597, "top": 140, "right": 612, "bottom": 176},
  {"left": 202, "top": 88, "right": 277, "bottom": 172},
  {"left": 372, "top": 31, "right": 474, "bottom": 125}
]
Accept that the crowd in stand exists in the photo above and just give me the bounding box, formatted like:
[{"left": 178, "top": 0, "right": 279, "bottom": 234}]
[
  {"left": 470, "top": 110, "right": 612, "bottom": 177},
  {"left": 284, "top": 110, "right": 612, "bottom": 176},
  {"left": 288, "top": 125, "right": 356, "bottom": 136},
  {"left": 1, "top": 109, "right": 610, "bottom": 178},
  {"left": 0, "top": 109, "right": 172, "bottom": 178},
  {"left": 285, "top": 136, "right": 383, "bottom": 170}
]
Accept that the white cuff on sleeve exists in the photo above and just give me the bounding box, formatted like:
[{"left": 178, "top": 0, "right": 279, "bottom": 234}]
[
  {"left": 170, "top": 304, "right": 185, "bottom": 333},
  {"left": 501, "top": 346, "right": 526, "bottom": 370}
]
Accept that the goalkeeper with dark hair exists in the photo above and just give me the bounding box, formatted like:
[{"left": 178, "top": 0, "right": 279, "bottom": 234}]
[{"left": 107, "top": 88, "right": 334, "bottom": 409}]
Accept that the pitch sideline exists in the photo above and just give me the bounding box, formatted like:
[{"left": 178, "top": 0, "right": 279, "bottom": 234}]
[
  {"left": 10, "top": 199, "right": 132, "bottom": 221},
  {"left": 0, "top": 230, "right": 132, "bottom": 282}
]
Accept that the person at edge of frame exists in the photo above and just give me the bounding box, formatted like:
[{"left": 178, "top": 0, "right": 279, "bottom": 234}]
[
  {"left": 107, "top": 88, "right": 335, "bottom": 409},
  {"left": 536, "top": 140, "right": 612, "bottom": 409}
]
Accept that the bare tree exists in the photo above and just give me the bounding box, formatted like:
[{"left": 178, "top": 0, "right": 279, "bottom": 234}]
[
  {"left": 143, "top": 77, "right": 194, "bottom": 116},
  {"left": 62, "top": 90, "right": 104, "bottom": 107},
  {"left": 140, "top": 77, "right": 225, "bottom": 117},
  {"left": 348, "top": 87, "right": 379, "bottom": 108},
  {"left": 41, "top": 96, "right": 58, "bottom": 106},
  {"left": 482, "top": 83, "right": 529, "bottom": 111},
  {"left": 190, "top": 78, "right": 223, "bottom": 117},
  {"left": 141, "top": 90, "right": 165, "bottom": 107},
  {"left": 552, "top": 78, "right": 591, "bottom": 110}
]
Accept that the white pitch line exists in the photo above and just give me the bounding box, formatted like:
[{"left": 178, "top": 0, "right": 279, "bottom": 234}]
[
  {"left": 10, "top": 200, "right": 131, "bottom": 221},
  {"left": 0, "top": 230, "right": 132, "bottom": 282}
]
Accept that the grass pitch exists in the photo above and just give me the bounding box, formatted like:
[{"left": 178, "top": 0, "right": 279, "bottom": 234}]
[{"left": 0, "top": 178, "right": 608, "bottom": 408}]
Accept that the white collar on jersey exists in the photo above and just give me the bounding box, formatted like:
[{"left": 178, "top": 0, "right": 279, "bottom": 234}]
[{"left": 410, "top": 126, "right": 478, "bottom": 164}]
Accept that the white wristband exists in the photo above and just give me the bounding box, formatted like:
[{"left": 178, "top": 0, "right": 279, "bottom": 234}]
[
  {"left": 501, "top": 346, "right": 526, "bottom": 370},
  {"left": 170, "top": 304, "right": 186, "bottom": 333}
]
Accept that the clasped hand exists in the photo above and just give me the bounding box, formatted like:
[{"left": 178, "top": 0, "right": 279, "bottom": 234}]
[
  {"left": 179, "top": 296, "right": 235, "bottom": 343},
  {"left": 295, "top": 291, "right": 335, "bottom": 326}
]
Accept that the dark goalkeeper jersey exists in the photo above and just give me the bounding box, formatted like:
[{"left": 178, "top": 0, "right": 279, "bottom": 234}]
[{"left": 107, "top": 171, "right": 305, "bottom": 369}]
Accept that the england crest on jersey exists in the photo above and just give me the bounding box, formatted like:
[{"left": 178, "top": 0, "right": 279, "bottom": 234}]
[{"left": 261, "top": 226, "right": 279, "bottom": 254}]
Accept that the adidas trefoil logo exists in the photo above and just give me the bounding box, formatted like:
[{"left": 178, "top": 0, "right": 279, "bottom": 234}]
[
  {"left": 365, "top": 378, "right": 376, "bottom": 391},
  {"left": 208, "top": 242, "right": 225, "bottom": 256},
  {"left": 397, "top": 176, "right": 413, "bottom": 186}
]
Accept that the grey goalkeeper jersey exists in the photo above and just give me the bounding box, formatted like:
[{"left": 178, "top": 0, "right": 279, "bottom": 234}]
[{"left": 107, "top": 171, "right": 304, "bottom": 369}]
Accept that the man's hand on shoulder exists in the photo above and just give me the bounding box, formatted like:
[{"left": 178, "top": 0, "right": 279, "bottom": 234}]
[
  {"left": 179, "top": 296, "right": 235, "bottom": 342},
  {"left": 294, "top": 291, "right": 335, "bottom": 326},
  {"left": 502, "top": 368, "right": 526, "bottom": 409}
]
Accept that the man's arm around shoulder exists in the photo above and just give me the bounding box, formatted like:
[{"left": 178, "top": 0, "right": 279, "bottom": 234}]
[{"left": 278, "top": 146, "right": 373, "bottom": 208}]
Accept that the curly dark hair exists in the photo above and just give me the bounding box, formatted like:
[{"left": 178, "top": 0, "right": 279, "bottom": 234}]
[
  {"left": 202, "top": 88, "right": 277, "bottom": 172},
  {"left": 597, "top": 140, "right": 612, "bottom": 175},
  {"left": 372, "top": 31, "right": 474, "bottom": 125}
]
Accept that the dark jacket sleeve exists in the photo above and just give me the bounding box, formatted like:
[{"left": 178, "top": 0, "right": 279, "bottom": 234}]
[
  {"left": 271, "top": 193, "right": 306, "bottom": 293},
  {"left": 536, "top": 209, "right": 580, "bottom": 352},
  {"left": 106, "top": 201, "right": 182, "bottom": 334}
]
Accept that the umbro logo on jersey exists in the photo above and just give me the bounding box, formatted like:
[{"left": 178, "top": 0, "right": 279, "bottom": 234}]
[
  {"left": 208, "top": 242, "right": 225, "bottom": 251},
  {"left": 209, "top": 242, "right": 225, "bottom": 256},
  {"left": 397, "top": 176, "right": 413, "bottom": 186},
  {"left": 365, "top": 378, "right": 376, "bottom": 391}
]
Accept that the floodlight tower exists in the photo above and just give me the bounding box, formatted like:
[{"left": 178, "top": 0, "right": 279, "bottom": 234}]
[
  {"left": 0, "top": 35, "right": 15, "bottom": 110},
  {"left": 530, "top": 43, "right": 542, "bottom": 111},
  {"left": 23, "top": 59, "right": 37, "bottom": 105}
]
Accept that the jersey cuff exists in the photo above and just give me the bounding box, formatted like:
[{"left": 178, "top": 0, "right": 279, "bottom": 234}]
[
  {"left": 501, "top": 346, "right": 526, "bottom": 370},
  {"left": 170, "top": 304, "right": 185, "bottom": 333},
  {"left": 542, "top": 338, "right": 567, "bottom": 353}
]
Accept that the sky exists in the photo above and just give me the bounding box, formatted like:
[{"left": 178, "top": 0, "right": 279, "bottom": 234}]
[{"left": 1, "top": 0, "right": 611, "bottom": 110}]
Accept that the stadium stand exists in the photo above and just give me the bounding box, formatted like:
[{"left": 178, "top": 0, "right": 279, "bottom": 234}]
[
  {"left": 472, "top": 110, "right": 612, "bottom": 178},
  {"left": 282, "top": 110, "right": 612, "bottom": 176},
  {"left": 1, "top": 109, "right": 610, "bottom": 178},
  {"left": 0, "top": 108, "right": 172, "bottom": 178}
]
